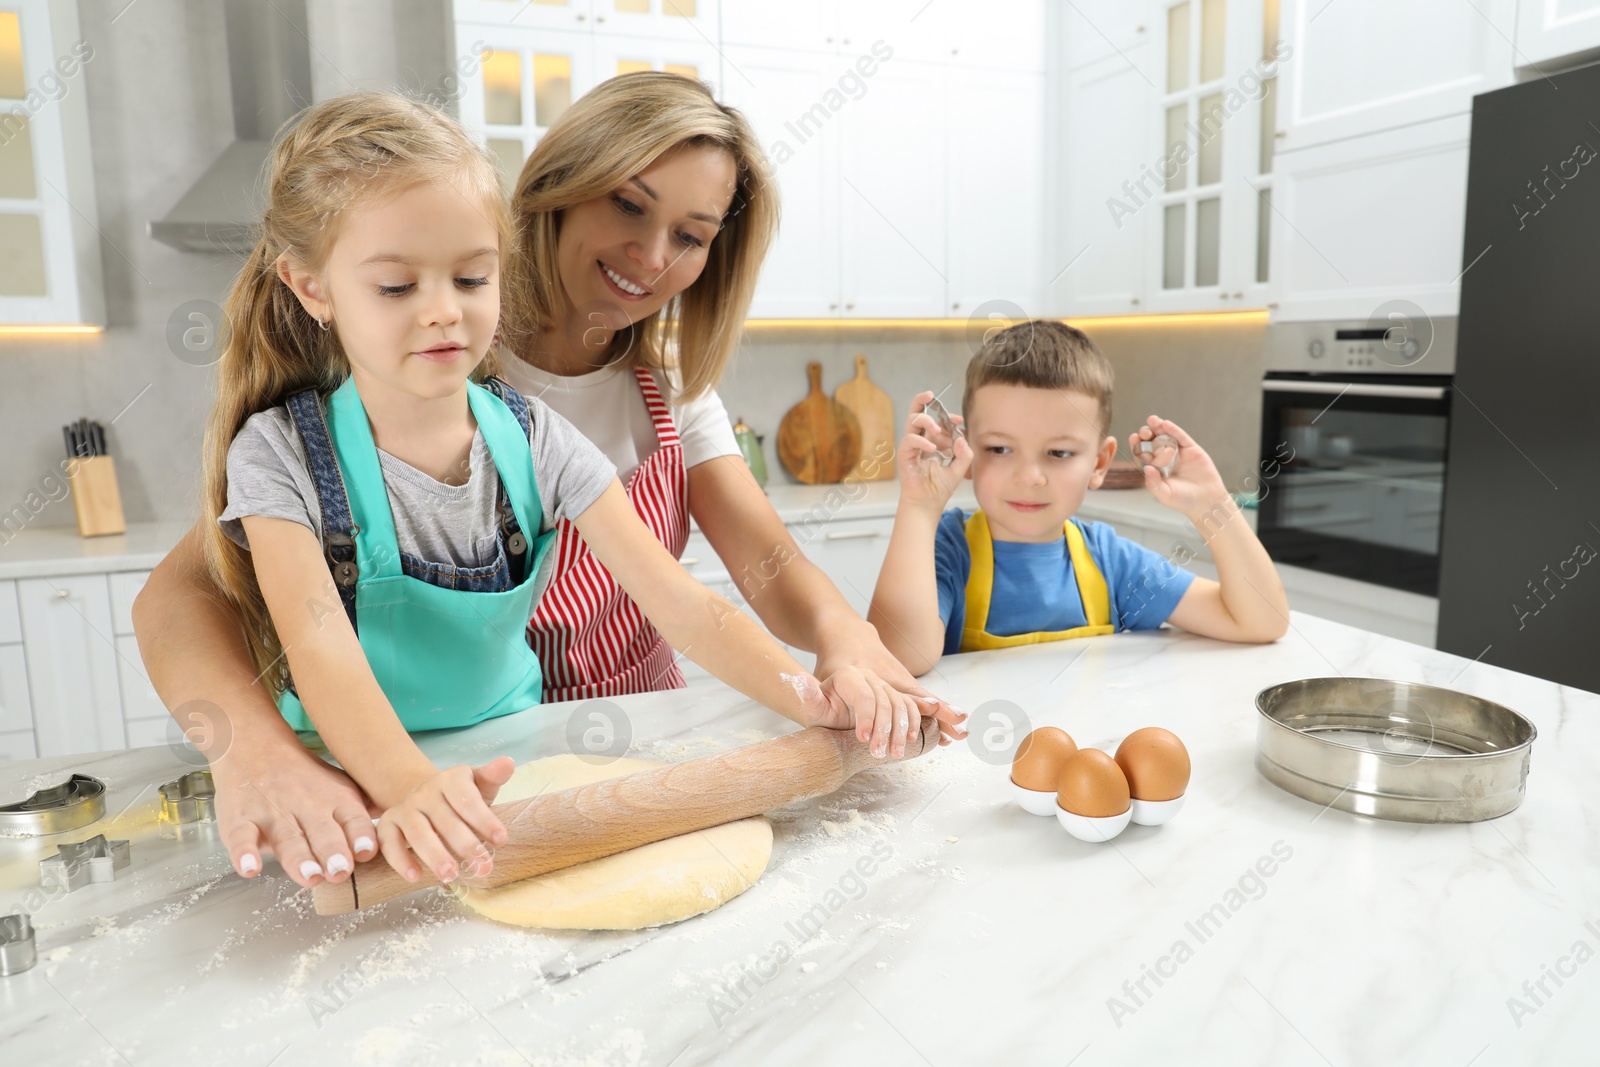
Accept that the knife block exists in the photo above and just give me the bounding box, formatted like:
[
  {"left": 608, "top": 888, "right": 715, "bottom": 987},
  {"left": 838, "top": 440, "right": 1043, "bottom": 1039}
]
[{"left": 69, "top": 456, "right": 126, "bottom": 537}]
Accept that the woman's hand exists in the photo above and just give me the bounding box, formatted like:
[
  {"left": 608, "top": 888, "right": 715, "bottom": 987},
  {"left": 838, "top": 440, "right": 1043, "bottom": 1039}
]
[
  {"left": 216, "top": 742, "right": 381, "bottom": 888},
  {"left": 376, "top": 757, "right": 515, "bottom": 884},
  {"left": 814, "top": 618, "right": 968, "bottom": 748},
  {"left": 897, "top": 391, "right": 973, "bottom": 511}
]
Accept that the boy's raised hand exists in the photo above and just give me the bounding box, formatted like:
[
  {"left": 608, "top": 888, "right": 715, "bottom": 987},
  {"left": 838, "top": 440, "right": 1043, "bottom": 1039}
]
[
  {"left": 1129, "top": 416, "right": 1232, "bottom": 520},
  {"left": 897, "top": 391, "right": 972, "bottom": 509},
  {"left": 377, "top": 756, "right": 514, "bottom": 886}
]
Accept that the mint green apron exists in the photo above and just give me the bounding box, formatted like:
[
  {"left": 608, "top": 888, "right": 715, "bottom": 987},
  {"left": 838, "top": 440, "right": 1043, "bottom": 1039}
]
[{"left": 277, "top": 378, "right": 556, "bottom": 732}]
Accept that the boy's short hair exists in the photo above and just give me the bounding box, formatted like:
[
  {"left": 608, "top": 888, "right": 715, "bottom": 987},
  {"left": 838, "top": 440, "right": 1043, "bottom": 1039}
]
[{"left": 962, "top": 320, "right": 1114, "bottom": 435}]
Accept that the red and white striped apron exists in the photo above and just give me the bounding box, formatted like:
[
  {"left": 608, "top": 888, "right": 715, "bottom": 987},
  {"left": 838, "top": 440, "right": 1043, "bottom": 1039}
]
[{"left": 527, "top": 367, "right": 690, "bottom": 701}]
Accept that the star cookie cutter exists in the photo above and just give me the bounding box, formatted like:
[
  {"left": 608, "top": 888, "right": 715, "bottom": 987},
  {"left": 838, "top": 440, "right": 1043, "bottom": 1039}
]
[
  {"left": 0, "top": 914, "right": 35, "bottom": 976},
  {"left": 0, "top": 773, "right": 106, "bottom": 836},
  {"left": 40, "top": 834, "right": 132, "bottom": 892},
  {"left": 159, "top": 770, "right": 216, "bottom": 824}
]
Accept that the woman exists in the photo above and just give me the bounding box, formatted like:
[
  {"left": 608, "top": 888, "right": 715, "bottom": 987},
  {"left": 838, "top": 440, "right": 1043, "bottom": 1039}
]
[{"left": 134, "top": 74, "right": 964, "bottom": 890}]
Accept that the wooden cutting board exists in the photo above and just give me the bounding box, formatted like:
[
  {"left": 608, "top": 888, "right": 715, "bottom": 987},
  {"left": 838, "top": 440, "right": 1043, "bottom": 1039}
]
[
  {"left": 777, "top": 362, "right": 861, "bottom": 485},
  {"left": 832, "top": 354, "right": 895, "bottom": 481}
]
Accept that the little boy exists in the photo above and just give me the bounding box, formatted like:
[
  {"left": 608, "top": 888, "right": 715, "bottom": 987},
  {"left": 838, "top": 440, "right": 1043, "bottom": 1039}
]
[{"left": 869, "top": 320, "right": 1288, "bottom": 673}]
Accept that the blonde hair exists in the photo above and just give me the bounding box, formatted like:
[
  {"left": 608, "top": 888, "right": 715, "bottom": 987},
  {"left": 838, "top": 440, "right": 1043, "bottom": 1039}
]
[
  {"left": 201, "top": 90, "right": 513, "bottom": 696},
  {"left": 964, "top": 321, "right": 1115, "bottom": 434},
  {"left": 502, "top": 72, "right": 778, "bottom": 401}
]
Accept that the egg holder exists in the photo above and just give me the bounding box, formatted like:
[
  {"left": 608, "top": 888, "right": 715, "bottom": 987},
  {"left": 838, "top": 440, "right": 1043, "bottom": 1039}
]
[{"left": 1011, "top": 729, "right": 1188, "bottom": 844}]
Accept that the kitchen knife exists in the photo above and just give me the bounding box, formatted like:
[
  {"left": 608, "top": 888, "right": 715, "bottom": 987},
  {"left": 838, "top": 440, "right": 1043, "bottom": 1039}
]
[
  {"left": 91, "top": 423, "right": 105, "bottom": 457},
  {"left": 63, "top": 426, "right": 73, "bottom": 458},
  {"left": 311, "top": 716, "right": 942, "bottom": 916}
]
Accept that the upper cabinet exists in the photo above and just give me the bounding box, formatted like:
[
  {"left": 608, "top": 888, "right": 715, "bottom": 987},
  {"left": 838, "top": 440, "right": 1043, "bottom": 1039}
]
[
  {"left": 1056, "top": 0, "right": 1274, "bottom": 317},
  {"left": 0, "top": 0, "right": 102, "bottom": 328},
  {"left": 454, "top": 0, "right": 1047, "bottom": 320},
  {"left": 1514, "top": 0, "right": 1600, "bottom": 72},
  {"left": 1054, "top": 0, "right": 1523, "bottom": 322},
  {"left": 1267, "top": 0, "right": 1515, "bottom": 321}
]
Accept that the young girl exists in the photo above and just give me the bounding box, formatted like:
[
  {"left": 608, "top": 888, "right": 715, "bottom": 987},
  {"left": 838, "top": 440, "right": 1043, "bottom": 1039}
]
[{"left": 204, "top": 92, "right": 903, "bottom": 889}]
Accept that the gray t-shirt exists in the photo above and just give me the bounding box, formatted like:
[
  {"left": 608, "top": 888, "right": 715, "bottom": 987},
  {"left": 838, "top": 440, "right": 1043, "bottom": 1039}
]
[{"left": 218, "top": 391, "right": 616, "bottom": 577}]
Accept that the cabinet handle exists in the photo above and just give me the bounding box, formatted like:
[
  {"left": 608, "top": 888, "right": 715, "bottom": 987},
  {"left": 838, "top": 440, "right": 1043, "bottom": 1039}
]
[
  {"left": 1275, "top": 129, "right": 1287, "bottom": 138},
  {"left": 1130, "top": 297, "right": 1141, "bottom": 306},
  {"left": 845, "top": 302, "right": 855, "bottom": 310},
  {"left": 824, "top": 529, "right": 881, "bottom": 541},
  {"left": 829, "top": 302, "right": 839, "bottom": 310},
  {"left": 951, "top": 301, "right": 960, "bottom": 309},
  {"left": 55, "top": 589, "right": 70, "bottom": 598},
  {"left": 1220, "top": 292, "right": 1231, "bottom": 299},
  {"left": 577, "top": 12, "right": 586, "bottom": 20},
  {"left": 843, "top": 37, "right": 851, "bottom": 45},
  {"left": 680, "top": 556, "right": 701, "bottom": 567},
  {"left": 596, "top": 14, "right": 606, "bottom": 21},
  {"left": 1233, "top": 291, "right": 1244, "bottom": 298}
]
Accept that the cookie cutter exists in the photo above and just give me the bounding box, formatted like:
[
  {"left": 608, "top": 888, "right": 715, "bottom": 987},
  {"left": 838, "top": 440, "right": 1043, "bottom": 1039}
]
[
  {"left": 0, "top": 773, "right": 106, "bottom": 837},
  {"left": 40, "top": 834, "right": 132, "bottom": 892},
  {"left": 159, "top": 770, "right": 216, "bottom": 824},
  {"left": 919, "top": 396, "right": 964, "bottom": 467},
  {"left": 0, "top": 914, "right": 35, "bottom": 976},
  {"left": 1134, "top": 433, "right": 1180, "bottom": 477}
]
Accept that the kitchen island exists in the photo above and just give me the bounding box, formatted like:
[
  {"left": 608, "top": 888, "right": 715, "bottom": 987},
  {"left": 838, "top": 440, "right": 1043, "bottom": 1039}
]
[{"left": 1, "top": 613, "right": 1594, "bottom": 1066}]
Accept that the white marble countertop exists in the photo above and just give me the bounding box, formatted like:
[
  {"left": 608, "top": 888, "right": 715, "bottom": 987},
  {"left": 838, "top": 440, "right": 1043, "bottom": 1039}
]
[
  {"left": 0, "top": 522, "right": 190, "bottom": 581},
  {"left": 1, "top": 614, "right": 1594, "bottom": 1065}
]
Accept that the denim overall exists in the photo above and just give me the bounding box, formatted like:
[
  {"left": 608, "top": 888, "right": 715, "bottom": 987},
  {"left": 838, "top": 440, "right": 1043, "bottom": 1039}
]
[
  {"left": 958, "top": 510, "right": 1115, "bottom": 652},
  {"left": 278, "top": 376, "right": 556, "bottom": 731}
]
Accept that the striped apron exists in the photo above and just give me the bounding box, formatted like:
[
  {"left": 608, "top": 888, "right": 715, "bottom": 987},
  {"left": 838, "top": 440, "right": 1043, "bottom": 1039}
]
[{"left": 526, "top": 367, "right": 690, "bottom": 700}]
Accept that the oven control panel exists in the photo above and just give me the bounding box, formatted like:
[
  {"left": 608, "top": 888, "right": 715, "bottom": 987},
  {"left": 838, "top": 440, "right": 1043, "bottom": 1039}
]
[{"left": 1264, "top": 317, "right": 1457, "bottom": 375}]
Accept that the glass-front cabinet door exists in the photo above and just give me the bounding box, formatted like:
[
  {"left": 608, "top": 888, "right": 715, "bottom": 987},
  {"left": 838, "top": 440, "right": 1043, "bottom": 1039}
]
[{"left": 1144, "top": 0, "right": 1277, "bottom": 314}]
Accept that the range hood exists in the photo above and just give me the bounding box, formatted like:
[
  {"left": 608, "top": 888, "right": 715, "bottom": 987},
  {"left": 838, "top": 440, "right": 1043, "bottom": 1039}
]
[{"left": 148, "top": 0, "right": 312, "bottom": 253}]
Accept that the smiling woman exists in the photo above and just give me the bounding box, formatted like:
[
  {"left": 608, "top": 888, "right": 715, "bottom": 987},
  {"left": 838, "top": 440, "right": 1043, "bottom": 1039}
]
[{"left": 133, "top": 78, "right": 967, "bottom": 897}]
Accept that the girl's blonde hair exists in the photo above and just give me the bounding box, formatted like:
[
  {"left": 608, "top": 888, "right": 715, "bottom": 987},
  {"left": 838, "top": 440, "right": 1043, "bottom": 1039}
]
[
  {"left": 201, "top": 90, "right": 512, "bottom": 695},
  {"left": 502, "top": 72, "right": 777, "bottom": 401}
]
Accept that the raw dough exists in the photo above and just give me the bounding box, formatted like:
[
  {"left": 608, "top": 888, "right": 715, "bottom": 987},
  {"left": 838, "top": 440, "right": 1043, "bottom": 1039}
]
[{"left": 454, "top": 755, "right": 772, "bottom": 930}]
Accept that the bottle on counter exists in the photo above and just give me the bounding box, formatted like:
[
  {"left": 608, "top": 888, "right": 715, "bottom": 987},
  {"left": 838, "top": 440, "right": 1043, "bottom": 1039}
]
[{"left": 733, "top": 416, "right": 768, "bottom": 489}]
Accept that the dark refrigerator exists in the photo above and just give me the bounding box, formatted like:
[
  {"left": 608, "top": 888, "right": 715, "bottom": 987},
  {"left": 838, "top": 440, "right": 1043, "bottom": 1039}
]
[{"left": 1436, "top": 62, "right": 1600, "bottom": 694}]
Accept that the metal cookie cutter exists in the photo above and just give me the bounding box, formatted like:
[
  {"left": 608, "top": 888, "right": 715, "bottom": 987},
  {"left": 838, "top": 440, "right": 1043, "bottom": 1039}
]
[
  {"left": 40, "top": 834, "right": 132, "bottom": 892},
  {"left": 0, "top": 914, "right": 35, "bottom": 976},
  {"left": 159, "top": 770, "right": 216, "bottom": 824},
  {"left": 1134, "top": 433, "right": 1180, "bottom": 477},
  {"left": 919, "top": 396, "right": 964, "bottom": 467},
  {"left": 0, "top": 773, "right": 106, "bottom": 837}
]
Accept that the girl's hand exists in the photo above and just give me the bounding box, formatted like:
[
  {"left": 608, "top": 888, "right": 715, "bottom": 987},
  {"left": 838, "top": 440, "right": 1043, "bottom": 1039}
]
[
  {"left": 376, "top": 756, "right": 515, "bottom": 884},
  {"left": 794, "top": 663, "right": 965, "bottom": 761},
  {"left": 814, "top": 619, "right": 968, "bottom": 746},
  {"left": 897, "top": 391, "right": 973, "bottom": 511},
  {"left": 1128, "top": 416, "right": 1232, "bottom": 522}
]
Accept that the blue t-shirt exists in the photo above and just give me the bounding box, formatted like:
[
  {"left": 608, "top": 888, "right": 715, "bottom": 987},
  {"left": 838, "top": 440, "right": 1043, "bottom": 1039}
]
[{"left": 934, "top": 508, "right": 1196, "bottom": 655}]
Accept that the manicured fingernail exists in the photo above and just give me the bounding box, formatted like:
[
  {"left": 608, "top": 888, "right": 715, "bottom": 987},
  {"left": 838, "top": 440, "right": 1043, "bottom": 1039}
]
[
  {"left": 405, "top": 867, "right": 419, "bottom": 882},
  {"left": 437, "top": 865, "right": 458, "bottom": 884},
  {"left": 326, "top": 854, "right": 350, "bottom": 876},
  {"left": 354, "top": 836, "right": 375, "bottom": 856},
  {"left": 239, "top": 854, "right": 259, "bottom": 876},
  {"left": 299, "top": 860, "right": 323, "bottom": 880}
]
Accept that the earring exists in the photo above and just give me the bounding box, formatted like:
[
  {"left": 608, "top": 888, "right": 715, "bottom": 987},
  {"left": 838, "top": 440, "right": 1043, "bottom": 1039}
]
[{"left": 316, "top": 313, "right": 330, "bottom": 332}]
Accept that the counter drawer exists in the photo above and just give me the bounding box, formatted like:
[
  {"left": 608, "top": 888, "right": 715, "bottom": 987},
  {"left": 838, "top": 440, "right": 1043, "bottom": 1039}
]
[
  {"left": 0, "top": 729, "right": 37, "bottom": 762},
  {"left": 0, "top": 644, "right": 31, "bottom": 734}
]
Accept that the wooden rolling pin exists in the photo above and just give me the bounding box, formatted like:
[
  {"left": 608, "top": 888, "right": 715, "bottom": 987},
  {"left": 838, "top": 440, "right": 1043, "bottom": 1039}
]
[{"left": 312, "top": 718, "right": 940, "bottom": 915}]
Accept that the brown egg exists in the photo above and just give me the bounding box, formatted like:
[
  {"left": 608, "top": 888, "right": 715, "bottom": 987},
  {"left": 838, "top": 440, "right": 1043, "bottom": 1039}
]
[
  {"left": 1055, "top": 749, "right": 1131, "bottom": 818},
  {"left": 1115, "top": 728, "right": 1191, "bottom": 802},
  {"left": 1011, "top": 727, "right": 1078, "bottom": 791}
]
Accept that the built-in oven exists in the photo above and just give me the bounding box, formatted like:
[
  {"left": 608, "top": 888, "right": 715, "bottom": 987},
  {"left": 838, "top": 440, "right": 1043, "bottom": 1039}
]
[{"left": 1257, "top": 318, "right": 1456, "bottom": 597}]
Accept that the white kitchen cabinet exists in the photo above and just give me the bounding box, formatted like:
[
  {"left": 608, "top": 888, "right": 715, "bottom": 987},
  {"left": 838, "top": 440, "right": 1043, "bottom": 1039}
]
[
  {"left": 589, "top": 34, "right": 722, "bottom": 95},
  {"left": 1063, "top": 0, "right": 1154, "bottom": 71},
  {"left": 946, "top": 0, "right": 1048, "bottom": 72},
  {"left": 788, "top": 516, "right": 895, "bottom": 617},
  {"left": 17, "top": 575, "right": 124, "bottom": 756},
  {"left": 1054, "top": 49, "right": 1153, "bottom": 317},
  {"left": 1515, "top": 0, "right": 1600, "bottom": 72},
  {"left": 0, "top": 578, "right": 18, "bottom": 644},
  {"left": 0, "top": 0, "right": 103, "bottom": 327},
  {"left": 0, "top": 643, "right": 31, "bottom": 735},
  {"left": 456, "top": 23, "right": 598, "bottom": 188},
  {"left": 455, "top": 0, "right": 719, "bottom": 41},
  {"left": 716, "top": 44, "right": 841, "bottom": 318},
  {"left": 0, "top": 729, "right": 35, "bottom": 761},
  {"left": 1275, "top": 0, "right": 1515, "bottom": 153},
  {"left": 1269, "top": 114, "right": 1471, "bottom": 321},
  {"left": 948, "top": 67, "right": 1046, "bottom": 319},
  {"left": 837, "top": 60, "right": 948, "bottom": 319}
]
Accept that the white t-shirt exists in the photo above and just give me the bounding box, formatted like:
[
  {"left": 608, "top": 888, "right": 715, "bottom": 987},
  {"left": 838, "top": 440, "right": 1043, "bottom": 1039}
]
[{"left": 497, "top": 355, "right": 741, "bottom": 483}]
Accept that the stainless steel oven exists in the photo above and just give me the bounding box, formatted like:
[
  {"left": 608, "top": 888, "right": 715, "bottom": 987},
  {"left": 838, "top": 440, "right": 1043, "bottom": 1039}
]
[{"left": 1257, "top": 318, "right": 1456, "bottom": 596}]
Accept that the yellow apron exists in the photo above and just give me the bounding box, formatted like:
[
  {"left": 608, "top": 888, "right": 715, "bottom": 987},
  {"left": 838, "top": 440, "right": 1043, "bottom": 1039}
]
[{"left": 959, "top": 510, "right": 1115, "bottom": 652}]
